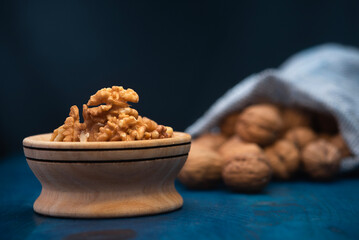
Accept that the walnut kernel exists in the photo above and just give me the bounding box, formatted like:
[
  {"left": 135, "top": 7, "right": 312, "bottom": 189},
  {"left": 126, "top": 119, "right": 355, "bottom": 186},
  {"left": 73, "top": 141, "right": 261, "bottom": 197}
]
[{"left": 51, "top": 86, "right": 173, "bottom": 142}]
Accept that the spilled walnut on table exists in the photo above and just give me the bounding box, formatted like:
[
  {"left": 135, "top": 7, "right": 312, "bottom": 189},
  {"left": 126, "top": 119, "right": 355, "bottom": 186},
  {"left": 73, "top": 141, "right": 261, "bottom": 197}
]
[
  {"left": 222, "top": 154, "right": 272, "bottom": 193},
  {"left": 51, "top": 86, "right": 173, "bottom": 142},
  {"left": 178, "top": 142, "right": 224, "bottom": 189}
]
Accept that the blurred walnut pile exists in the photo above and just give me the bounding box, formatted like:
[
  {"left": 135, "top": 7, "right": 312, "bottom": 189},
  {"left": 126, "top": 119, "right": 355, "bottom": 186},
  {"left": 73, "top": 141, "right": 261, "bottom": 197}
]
[
  {"left": 178, "top": 104, "right": 351, "bottom": 192},
  {"left": 51, "top": 86, "right": 173, "bottom": 142}
]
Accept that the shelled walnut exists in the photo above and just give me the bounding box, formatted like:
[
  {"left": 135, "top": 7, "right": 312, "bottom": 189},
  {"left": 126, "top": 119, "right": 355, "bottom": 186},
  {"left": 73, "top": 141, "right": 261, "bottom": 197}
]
[
  {"left": 265, "top": 140, "right": 300, "bottom": 179},
  {"left": 178, "top": 143, "right": 224, "bottom": 189},
  {"left": 222, "top": 155, "right": 271, "bottom": 192},
  {"left": 51, "top": 86, "right": 173, "bottom": 142},
  {"left": 302, "top": 140, "right": 341, "bottom": 180},
  {"left": 235, "top": 104, "right": 283, "bottom": 146}
]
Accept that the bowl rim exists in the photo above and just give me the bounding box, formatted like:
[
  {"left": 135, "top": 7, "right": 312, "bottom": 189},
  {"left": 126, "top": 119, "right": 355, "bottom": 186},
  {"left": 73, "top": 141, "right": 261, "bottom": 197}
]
[{"left": 23, "top": 131, "right": 191, "bottom": 150}]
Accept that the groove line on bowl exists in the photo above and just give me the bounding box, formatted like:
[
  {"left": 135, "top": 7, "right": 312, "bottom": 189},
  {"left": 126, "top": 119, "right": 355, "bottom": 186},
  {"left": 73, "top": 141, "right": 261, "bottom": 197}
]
[
  {"left": 26, "top": 153, "right": 189, "bottom": 163},
  {"left": 23, "top": 142, "right": 191, "bottom": 151}
]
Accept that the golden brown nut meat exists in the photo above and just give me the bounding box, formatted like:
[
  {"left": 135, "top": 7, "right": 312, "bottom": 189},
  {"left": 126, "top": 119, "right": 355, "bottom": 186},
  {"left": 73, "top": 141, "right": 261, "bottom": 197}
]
[
  {"left": 193, "top": 133, "right": 227, "bottom": 150},
  {"left": 222, "top": 155, "right": 271, "bottom": 193},
  {"left": 87, "top": 86, "right": 139, "bottom": 107},
  {"left": 282, "top": 108, "right": 312, "bottom": 131},
  {"left": 50, "top": 106, "right": 84, "bottom": 142},
  {"left": 220, "top": 112, "right": 239, "bottom": 137},
  {"left": 265, "top": 140, "right": 300, "bottom": 179},
  {"left": 302, "top": 140, "right": 341, "bottom": 180},
  {"left": 330, "top": 134, "right": 351, "bottom": 158},
  {"left": 51, "top": 86, "right": 173, "bottom": 142},
  {"left": 284, "top": 126, "right": 317, "bottom": 150},
  {"left": 235, "top": 104, "right": 283, "bottom": 146},
  {"left": 178, "top": 143, "right": 224, "bottom": 189}
]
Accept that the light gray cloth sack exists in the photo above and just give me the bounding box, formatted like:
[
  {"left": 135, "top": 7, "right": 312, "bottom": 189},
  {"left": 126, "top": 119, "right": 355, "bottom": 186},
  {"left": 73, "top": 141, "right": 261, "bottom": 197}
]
[{"left": 186, "top": 44, "right": 359, "bottom": 172}]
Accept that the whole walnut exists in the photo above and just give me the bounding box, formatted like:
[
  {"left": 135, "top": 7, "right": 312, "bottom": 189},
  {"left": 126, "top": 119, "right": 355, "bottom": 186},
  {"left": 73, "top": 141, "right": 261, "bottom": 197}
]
[
  {"left": 282, "top": 108, "right": 312, "bottom": 131},
  {"left": 217, "top": 136, "right": 243, "bottom": 154},
  {"left": 330, "top": 134, "right": 351, "bottom": 158},
  {"left": 178, "top": 143, "right": 224, "bottom": 189},
  {"left": 193, "top": 133, "right": 227, "bottom": 150},
  {"left": 235, "top": 104, "right": 283, "bottom": 146},
  {"left": 265, "top": 140, "right": 300, "bottom": 179},
  {"left": 219, "top": 141, "right": 264, "bottom": 164},
  {"left": 220, "top": 112, "right": 239, "bottom": 137},
  {"left": 302, "top": 140, "right": 341, "bottom": 180},
  {"left": 222, "top": 155, "right": 272, "bottom": 193},
  {"left": 284, "top": 127, "right": 317, "bottom": 150}
]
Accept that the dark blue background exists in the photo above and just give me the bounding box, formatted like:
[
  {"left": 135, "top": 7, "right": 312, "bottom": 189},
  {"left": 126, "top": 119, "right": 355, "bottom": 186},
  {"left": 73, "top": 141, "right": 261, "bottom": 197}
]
[{"left": 1, "top": 0, "right": 359, "bottom": 156}]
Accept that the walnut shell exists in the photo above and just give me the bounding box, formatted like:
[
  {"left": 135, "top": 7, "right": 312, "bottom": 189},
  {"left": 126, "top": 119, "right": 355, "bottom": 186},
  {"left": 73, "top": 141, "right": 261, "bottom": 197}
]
[
  {"left": 193, "top": 133, "right": 226, "bottom": 150},
  {"left": 235, "top": 104, "right": 283, "bottom": 146},
  {"left": 217, "top": 136, "right": 243, "bottom": 154},
  {"left": 219, "top": 141, "right": 264, "bottom": 165},
  {"left": 220, "top": 112, "right": 239, "bottom": 137},
  {"left": 178, "top": 143, "right": 224, "bottom": 189},
  {"left": 302, "top": 139, "right": 341, "bottom": 180},
  {"left": 222, "top": 155, "right": 271, "bottom": 193},
  {"left": 265, "top": 140, "right": 300, "bottom": 179},
  {"left": 330, "top": 134, "right": 351, "bottom": 158},
  {"left": 284, "top": 126, "right": 317, "bottom": 150},
  {"left": 282, "top": 108, "right": 312, "bottom": 131}
]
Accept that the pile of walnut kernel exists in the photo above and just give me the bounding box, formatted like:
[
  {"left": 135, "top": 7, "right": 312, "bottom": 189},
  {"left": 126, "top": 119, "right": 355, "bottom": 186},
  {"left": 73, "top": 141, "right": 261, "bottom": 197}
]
[
  {"left": 178, "top": 103, "right": 351, "bottom": 193},
  {"left": 51, "top": 86, "right": 173, "bottom": 142}
]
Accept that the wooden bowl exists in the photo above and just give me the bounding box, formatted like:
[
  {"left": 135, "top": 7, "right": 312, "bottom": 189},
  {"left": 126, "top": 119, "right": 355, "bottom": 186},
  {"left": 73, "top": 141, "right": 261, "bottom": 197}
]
[{"left": 23, "top": 132, "right": 191, "bottom": 218}]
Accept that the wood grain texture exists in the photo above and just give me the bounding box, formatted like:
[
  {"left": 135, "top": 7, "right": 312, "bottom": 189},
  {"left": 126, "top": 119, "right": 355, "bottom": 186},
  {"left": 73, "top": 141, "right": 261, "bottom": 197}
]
[
  {"left": 23, "top": 132, "right": 191, "bottom": 218},
  {"left": 23, "top": 132, "right": 191, "bottom": 150}
]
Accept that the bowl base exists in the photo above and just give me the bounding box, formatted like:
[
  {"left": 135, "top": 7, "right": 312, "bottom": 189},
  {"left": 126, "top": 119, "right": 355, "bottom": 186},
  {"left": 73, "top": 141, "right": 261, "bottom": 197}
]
[{"left": 33, "top": 189, "right": 183, "bottom": 218}]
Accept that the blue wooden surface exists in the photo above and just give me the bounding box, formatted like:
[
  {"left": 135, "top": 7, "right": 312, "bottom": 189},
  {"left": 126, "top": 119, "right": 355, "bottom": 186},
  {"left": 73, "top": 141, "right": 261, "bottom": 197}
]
[{"left": 1, "top": 154, "right": 359, "bottom": 240}]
